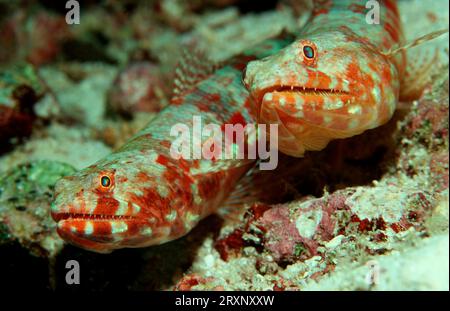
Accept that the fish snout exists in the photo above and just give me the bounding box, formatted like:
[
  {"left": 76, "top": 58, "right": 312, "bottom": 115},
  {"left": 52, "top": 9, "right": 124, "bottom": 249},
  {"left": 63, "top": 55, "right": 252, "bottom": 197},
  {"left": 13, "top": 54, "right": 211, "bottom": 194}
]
[{"left": 243, "top": 60, "right": 259, "bottom": 92}]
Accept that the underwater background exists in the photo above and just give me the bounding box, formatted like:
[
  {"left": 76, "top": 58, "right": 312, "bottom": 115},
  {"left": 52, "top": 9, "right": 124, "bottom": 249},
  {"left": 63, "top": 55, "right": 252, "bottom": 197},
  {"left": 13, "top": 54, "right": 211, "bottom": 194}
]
[{"left": 0, "top": 0, "right": 448, "bottom": 290}]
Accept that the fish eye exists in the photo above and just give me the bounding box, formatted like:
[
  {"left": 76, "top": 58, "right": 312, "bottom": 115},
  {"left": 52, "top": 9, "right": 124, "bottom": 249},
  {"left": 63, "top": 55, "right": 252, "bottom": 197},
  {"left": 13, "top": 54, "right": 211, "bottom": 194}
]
[
  {"left": 303, "top": 45, "right": 315, "bottom": 59},
  {"left": 100, "top": 176, "right": 111, "bottom": 188},
  {"left": 299, "top": 41, "right": 318, "bottom": 66}
]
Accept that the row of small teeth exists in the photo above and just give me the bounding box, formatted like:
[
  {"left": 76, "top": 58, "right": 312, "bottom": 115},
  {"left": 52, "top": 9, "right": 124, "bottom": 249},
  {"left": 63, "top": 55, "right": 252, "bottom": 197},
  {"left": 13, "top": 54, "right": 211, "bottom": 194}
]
[
  {"left": 58, "top": 213, "right": 134, "bottom": 220},
  {"left": 278, "top": 85, "right": 345, "bottom": 93}
]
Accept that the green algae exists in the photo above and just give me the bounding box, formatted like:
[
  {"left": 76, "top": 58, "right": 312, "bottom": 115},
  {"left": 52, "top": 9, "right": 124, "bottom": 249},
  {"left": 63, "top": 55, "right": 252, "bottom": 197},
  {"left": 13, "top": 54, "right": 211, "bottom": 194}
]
[{"left": 0, "top": 160, "right": 76, "bottom": 257}]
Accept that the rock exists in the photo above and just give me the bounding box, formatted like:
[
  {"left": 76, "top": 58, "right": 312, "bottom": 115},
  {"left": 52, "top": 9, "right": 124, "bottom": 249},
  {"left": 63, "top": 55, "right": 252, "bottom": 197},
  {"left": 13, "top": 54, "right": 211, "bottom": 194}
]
[
  {"left": 0, "top": 123, "right": 112, "bottom": 174},
  {"left": 0, "top": 9, "right": 71, "bottom": 66},
  {"left": 0, "top": 64, "right": 47, "bottom": 149},
  {"left": 38, "top": 64, "right": 117, "bottom": 126},
  {"left": 0, "top": 160, "right": 76, "bottom": 257},
  {"left": 302, "top": 234, "right": 449, "bottom": 291},
  {"left": 107, "top": 61, "right": 169, "bottom": 118}
]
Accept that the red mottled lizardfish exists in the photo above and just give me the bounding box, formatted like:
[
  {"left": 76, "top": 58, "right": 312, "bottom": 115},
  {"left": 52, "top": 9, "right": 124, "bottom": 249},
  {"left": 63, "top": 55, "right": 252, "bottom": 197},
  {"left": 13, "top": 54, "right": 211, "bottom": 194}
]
[
  {"left": 244, "top": 0, "right": 445, "bottom": 156},
  {"left": 51, "top": 0, "right": 444, "bottom": 252}
]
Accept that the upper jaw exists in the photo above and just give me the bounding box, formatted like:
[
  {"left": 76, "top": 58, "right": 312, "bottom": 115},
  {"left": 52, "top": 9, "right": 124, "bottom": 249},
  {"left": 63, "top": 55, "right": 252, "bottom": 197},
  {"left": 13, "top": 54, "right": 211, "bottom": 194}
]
[
  {"left": 251, "top": 78, "right": 352, "bottom": 113},
  {"left": 50, "top": 194, "right": 138, "bottom": 223},
  {"left": 51, "top": 212, "right": 136, "bottom": 222},
  {"left": 259, "top": 85, "right": 350, "bottom": 100}
]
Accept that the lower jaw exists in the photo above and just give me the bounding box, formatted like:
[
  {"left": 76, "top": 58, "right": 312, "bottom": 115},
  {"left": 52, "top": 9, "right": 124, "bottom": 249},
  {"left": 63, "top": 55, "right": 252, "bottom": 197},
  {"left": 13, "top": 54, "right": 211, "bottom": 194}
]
[
  {"left": 55, "top": 218, "right": 134, "bottom": 252},
  {"left": 56, "top": 226, "right": 117, "bottom": 253}
]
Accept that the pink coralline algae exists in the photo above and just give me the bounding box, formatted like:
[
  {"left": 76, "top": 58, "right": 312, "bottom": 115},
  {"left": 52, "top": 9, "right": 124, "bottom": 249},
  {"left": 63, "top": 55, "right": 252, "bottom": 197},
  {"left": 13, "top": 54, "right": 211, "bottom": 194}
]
[
  {"left": 404, "top": 97, "right": 448, "bottom": 143},
  {"left": 214, "top": 203, "right": 271, "bottom": 261},
  {"left": 216, "top": 187, "right": 435, "bottom": 263},
  {"left": 430, "top": 152, "right": 449, "bottom": 191},
  {"left": 397, "top": 73, "right": 449, "bottom": 192},
  {"left": 257, "top": 205, "right": 305, "bottom": 261},
  {"left": 107, "top": 61, "right": 170, "bottom": 118},
  {"left": 174, "top": 273, "right": 222, "bottom": 291},
  {"left": 253, "top": 194, "right": 346, "bottom": 262},
  {"left": 214, "top": 228, "right": 245, "bottom": 261}
]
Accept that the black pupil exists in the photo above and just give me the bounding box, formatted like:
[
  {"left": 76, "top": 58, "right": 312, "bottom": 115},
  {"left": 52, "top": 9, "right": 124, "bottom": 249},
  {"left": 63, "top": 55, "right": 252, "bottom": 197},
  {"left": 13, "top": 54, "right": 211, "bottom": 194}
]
[
  {"left": 303, "top": 46, "right": 314, "bottom": 58},
  {"left": 101, "top": 176, "right": 110, "bottom": 187}
]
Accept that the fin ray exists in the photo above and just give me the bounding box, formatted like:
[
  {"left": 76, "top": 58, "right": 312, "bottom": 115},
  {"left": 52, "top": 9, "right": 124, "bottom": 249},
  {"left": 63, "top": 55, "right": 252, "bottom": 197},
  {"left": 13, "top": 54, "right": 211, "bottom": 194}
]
[
  {"left": 382, "top": 29, "right": 448, "bottom": 56},
  {"left": 172, "top": 47, "right": 221, "bottom": 101}
]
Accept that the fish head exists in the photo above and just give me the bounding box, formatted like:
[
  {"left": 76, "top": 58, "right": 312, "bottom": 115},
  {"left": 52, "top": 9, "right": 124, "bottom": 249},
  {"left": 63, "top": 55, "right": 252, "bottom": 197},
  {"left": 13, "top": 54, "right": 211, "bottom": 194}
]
[
  {"left": 51, "top": 151, "right": 179, "bottom": 253},
  {"left": 243, "top": 30, "right": 398, "bottom": 155}
]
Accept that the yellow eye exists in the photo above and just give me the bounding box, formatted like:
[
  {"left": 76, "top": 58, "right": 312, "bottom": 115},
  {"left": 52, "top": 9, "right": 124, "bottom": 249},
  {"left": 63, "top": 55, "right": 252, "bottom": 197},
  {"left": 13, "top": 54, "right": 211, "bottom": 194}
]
[{"left": 101, "top": 176, "right": 111, "bottom": 188}]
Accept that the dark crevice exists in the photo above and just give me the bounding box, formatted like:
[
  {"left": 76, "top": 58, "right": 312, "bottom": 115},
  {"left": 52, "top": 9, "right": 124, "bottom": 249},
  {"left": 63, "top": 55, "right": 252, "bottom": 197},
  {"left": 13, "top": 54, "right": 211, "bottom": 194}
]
[{"left": 236, "top": 0, "right": 279, "bottom": 14}]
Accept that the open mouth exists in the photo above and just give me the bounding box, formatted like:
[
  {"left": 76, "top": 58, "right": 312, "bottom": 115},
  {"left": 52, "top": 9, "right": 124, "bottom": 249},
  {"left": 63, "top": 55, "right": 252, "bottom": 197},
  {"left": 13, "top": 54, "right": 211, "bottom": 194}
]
[
  {"left": 248, "top": 71, "right": 353, "bottom": 104},
  {"left": 52, "top": 212, "right": 136, "bottom": 222},
  {"left": 257, "top": 85, "right": 350, "bottom": 103}
]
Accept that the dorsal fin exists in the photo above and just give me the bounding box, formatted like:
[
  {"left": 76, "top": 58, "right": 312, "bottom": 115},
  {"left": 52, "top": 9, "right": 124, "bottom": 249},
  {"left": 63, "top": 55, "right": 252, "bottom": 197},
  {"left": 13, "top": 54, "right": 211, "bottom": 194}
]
[
  {"left": 172, "top": 47, "right": 221, "bottom": 101},
  {"left": 380, "top": 29, "right": 448, "bottom": 101},
  {"left": 382, "top": 29, "right": 448, "bottom": 57}
]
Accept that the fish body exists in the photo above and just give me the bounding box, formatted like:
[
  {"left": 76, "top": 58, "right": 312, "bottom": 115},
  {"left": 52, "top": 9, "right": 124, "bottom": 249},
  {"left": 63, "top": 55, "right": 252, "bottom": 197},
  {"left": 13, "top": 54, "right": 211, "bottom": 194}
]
[
  {"left": 51, "top": 37, "right": 292, "bottom": 253},
  {"left": 244, "top": 0, "right": 410, "bottom": 156}
]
